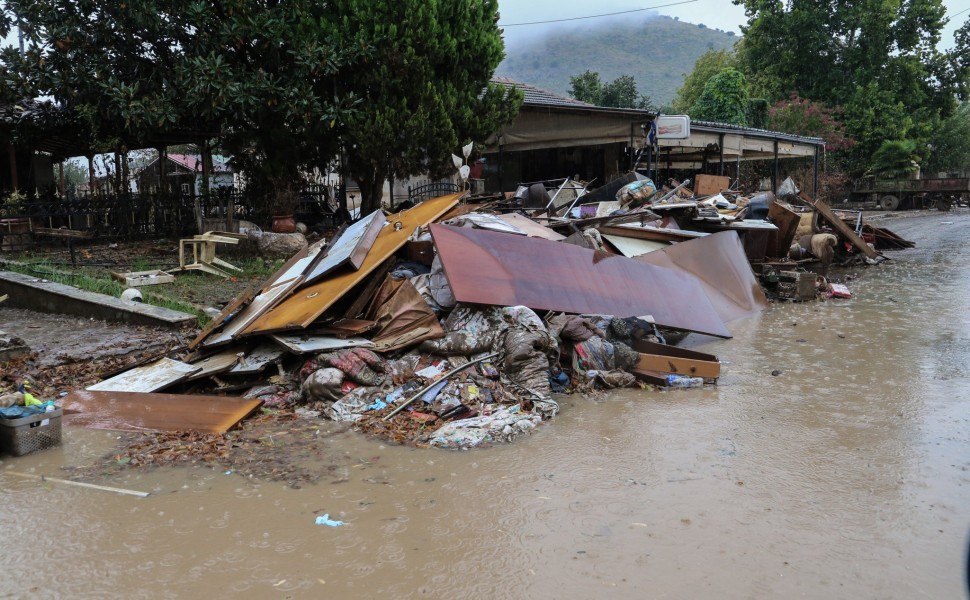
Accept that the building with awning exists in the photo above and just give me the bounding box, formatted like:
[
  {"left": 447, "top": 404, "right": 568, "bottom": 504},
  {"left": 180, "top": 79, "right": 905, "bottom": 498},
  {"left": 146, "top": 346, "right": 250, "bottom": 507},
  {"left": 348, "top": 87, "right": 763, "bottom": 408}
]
[{"left": 484, "top": 78, "right": 825, "bottom": 196}]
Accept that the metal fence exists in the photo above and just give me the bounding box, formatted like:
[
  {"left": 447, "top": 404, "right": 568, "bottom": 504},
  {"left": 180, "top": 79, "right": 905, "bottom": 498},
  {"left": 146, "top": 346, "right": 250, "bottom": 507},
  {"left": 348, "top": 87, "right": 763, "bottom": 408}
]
[{"left": 0, "top": 185, "right": 340, "bottom": 251}]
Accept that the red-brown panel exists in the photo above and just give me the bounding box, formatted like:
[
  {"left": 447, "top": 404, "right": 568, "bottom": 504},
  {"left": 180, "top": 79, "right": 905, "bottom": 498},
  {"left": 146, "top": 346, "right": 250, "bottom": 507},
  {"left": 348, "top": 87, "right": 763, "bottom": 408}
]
[
  {"left": 61, "top": 390, "right": 262, "bottom": 433},
  {"left": 429, "top": 223, "right": 732, "bottom": 339}
]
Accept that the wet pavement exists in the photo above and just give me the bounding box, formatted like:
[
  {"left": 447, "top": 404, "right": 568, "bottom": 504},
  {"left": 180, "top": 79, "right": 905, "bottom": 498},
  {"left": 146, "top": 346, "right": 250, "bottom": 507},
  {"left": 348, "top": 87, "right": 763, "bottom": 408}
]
[{"left": 2, "top": 210, "right": 969, "bottom": 599}]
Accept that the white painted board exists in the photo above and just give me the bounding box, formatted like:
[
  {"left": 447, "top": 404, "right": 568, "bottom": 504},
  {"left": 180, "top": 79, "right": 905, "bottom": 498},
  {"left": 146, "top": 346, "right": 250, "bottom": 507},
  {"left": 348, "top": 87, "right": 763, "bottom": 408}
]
[
  {"left": 86, "top": 358, "right": 200, "bottom": 393},
  {"left": 271, "top": 335, "right": 374, "bottom": 355}
]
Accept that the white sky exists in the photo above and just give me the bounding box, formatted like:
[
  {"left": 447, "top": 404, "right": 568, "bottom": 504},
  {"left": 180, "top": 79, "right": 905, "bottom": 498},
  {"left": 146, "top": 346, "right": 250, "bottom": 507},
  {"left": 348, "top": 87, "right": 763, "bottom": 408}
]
[
  {"left": 497, "top": 0, "right": 968, "bottom": 50},
  {"left": 2, "top": 2, "right": 967, "bottom": 52}
]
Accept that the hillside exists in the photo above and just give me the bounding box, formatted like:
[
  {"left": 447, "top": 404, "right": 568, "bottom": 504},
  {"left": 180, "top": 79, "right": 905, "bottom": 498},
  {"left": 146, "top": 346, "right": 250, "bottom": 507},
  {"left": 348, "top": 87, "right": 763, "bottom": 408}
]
[{"left": 496, "top": 15, "right": 739, "bottom": 108}]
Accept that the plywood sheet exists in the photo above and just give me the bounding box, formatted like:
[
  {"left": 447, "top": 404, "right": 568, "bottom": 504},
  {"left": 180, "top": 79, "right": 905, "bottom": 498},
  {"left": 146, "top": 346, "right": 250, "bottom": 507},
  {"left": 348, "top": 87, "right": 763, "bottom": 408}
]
[
  {"left": 271, "top": 335, "right": 374, "bottom": 354},
  {"left": 245, "top": 193, "right": 464, "bottom": 334},
  {"left": 61, "top": 390, "right": 262, "bottom": 433},
  {"left": 203, "top": 278, "right": 300, "bottom": 347},
  {"left": 229, "top": 344, "right": 285, "bottom": 374},
  {"left": 86, "top": 358, "right": 200, "bottom": 393},
  {"left": 430, "top": 223, "right": 733, "bottom": 339},
  {"left": 301, "top": 209, "right": 387, "bottom": 286},
  {"left": 602, "top": 234, "right": 668, "bottom": 257},
  {"left": 188, "top": 286, "right": 257, "bottom": 350},
  {"left": 187, "top": 350, "right": 240, "bottom": 380},
  {"left": 496, "top": 213, "right": 566, "bottom": 241}
]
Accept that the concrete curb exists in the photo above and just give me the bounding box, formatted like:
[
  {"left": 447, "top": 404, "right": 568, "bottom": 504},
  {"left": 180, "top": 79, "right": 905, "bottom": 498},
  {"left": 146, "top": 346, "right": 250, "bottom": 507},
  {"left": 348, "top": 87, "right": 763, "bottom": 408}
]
[{"left": 0, "top": 270, "right": 197, "bottom": 329}]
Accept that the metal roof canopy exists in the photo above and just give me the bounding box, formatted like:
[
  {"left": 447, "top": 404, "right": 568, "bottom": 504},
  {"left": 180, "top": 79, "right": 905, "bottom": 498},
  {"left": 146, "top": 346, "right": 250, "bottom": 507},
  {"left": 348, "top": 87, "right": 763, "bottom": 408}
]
[{"left": 486, "top": 79, "right": 824, "bottom": 166}]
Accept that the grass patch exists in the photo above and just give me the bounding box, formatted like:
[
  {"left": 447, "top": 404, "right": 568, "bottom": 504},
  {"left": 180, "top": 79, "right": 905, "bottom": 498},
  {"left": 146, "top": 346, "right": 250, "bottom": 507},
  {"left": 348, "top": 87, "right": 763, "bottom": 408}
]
[{"left": 0, "top": 259, "right": 210, "bottom": 325}]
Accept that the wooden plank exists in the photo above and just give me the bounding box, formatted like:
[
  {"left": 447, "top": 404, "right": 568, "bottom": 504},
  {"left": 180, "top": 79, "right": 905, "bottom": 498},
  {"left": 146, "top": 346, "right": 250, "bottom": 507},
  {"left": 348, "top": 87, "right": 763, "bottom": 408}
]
[
  {"left": 186, "top": 350, "right": 240, "bottom": 381},
  {"left": 636, "top": 353, "right": 719, "bottom": 379},
  {"left": 766, "top": 200, "right": 801, "bottom": 258},
  {"left": 245, "top": 193, "right": 464, "bottom": 334},
  {"left": 799, "top": 190, "right": 879, "bottom": 259},
  {"left": 271, "top": 334, "right": 373, "bottom": 354},
  {"left": 301, "top": 209, "right": 387, "bottom": 286},
  {"left": 86, "top": 358, "right": 200, "bottom": 393},
  {"left": 632, "top": 339, "right": 720, "bottom": 379},
  {"left": 598, "top": 224, "right": 708, "bottom": 243},
  {"left": 229, "top": 344, "right": 285, "bottom": 374},
  {"left": 111, "top": 270, "right": 175, "bottom": 287},
  {"left": 203, "top": 278, "right": 301, "bottom": 347},
  {"left": 60, "top": 390, "right": 262, "bottom": 433},
  {"left": 694, "top": 174, "right": 731, "bottom": 197},
  {"left": 188, "top": 286, "right": 257, "bottom": 350}
]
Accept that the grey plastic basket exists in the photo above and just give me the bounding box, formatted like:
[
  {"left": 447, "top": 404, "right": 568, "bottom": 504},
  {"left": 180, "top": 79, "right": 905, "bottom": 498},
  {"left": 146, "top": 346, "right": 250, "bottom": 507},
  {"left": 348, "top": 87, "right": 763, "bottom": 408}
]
[{"left": 0, "top": 408, "right": 62, "bottom": 456}]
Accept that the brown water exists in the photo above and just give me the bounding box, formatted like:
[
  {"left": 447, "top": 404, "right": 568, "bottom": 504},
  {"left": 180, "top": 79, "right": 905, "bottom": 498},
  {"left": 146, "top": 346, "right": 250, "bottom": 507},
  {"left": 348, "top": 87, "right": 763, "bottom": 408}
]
[{"left": 3, "top": 211, "right": 969, "bottom": 600}]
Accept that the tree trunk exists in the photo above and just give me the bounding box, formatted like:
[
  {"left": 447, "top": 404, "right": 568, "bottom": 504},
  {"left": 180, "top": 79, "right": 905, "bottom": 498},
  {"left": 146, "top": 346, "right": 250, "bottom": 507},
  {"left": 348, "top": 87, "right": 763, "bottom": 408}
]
[{"left": 357, "top": 169, "right": 386, "bottom": 215}]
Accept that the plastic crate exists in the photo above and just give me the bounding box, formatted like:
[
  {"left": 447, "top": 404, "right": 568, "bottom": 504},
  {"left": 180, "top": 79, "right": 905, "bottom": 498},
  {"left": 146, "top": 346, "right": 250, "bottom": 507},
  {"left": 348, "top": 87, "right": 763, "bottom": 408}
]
[{"left": 0, "top": 408, "right": 62, "bottom": 457}]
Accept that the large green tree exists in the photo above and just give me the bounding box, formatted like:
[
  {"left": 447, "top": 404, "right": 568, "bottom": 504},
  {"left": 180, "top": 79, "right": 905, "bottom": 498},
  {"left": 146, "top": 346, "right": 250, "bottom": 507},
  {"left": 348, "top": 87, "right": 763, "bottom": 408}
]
[
  {"left": 733, "top": 0, "right": 964, "bottom": 173},
  {"left": 672, "top": 49, "right": 737, "bottom": 113},
  {"left": 332, "top": 0, "right": 522, "bottom": 213},
  {"left": 691, "top": 68, "right": 750, "bottom": 126},
  {"left": 1, "top": 0, "right": 361, "bottom": 211}
]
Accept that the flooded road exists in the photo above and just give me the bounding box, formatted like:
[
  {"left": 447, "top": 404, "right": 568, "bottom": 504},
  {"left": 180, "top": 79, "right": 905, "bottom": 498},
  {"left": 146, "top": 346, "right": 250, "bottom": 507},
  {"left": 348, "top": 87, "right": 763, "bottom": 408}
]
[{"left": 3, "top": 210, "right": 969, "bottom": 599}]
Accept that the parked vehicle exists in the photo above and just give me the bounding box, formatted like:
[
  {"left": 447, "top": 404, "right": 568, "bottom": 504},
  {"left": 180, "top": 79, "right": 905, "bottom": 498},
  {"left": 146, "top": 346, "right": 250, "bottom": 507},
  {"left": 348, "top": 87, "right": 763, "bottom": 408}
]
[{"left": 851, "top": 175, "right": 970, "bottom": 211}]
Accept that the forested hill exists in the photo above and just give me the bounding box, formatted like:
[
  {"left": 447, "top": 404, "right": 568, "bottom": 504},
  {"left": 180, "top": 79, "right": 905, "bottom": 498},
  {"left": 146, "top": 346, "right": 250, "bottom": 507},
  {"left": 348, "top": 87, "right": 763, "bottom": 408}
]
[{"left": 496, "top": 15, "right": 739, "bottom": 107}]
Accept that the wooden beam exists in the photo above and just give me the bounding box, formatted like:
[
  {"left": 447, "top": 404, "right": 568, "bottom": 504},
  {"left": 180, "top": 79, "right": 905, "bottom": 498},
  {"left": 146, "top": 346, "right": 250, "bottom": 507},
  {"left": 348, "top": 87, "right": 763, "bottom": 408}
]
[{"left": 799, "top": 190, "right": 879, "bottom": 260}]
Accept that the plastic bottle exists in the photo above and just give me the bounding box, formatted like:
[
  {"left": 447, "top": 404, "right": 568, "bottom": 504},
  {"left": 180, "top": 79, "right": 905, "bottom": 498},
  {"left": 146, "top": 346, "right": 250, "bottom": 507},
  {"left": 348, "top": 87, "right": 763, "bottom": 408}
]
[{"left": 666, "top": 375, "right": 705, "bottom": 389}]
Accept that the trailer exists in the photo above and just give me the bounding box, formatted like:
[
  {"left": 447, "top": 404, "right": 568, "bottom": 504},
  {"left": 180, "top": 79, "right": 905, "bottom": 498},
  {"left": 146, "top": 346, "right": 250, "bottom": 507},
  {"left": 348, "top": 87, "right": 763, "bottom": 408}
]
[{"left": 851, "top": 176, "right": 970, "bottom": 211}]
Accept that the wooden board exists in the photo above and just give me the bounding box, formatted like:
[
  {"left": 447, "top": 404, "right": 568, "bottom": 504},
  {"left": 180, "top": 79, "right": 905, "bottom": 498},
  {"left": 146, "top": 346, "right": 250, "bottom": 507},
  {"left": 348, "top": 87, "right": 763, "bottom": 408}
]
[
  {"left": 188, "top": 286, "right": 257, "bottom": 350},
  {"left": 245, "top": 193, "right": 464, "bottom": 334},
  {"left": 110, "top": 270, "right": 175, "bottom": 287},
  {"left": 799, "top": 191, "right": 879, "bottom": 259},
  {"left": 766, "top": 200, "right": 801, "bottom": 258},
  {"left": 694, "top": 174, "right": 731, "bottom": 197},
  {"left": 86, "top": 358, "right": 200, "bottom": 393},
  {"left": 301, "top": 209, "right": 387, "bottom": 286},
  {"left": 61, "top": 390, "right": 262, "bottom": 433},
  {"left": 229, "top": 344, "right": 285, "bottom": 374},
  {"left": 496, "top": 213, "right": 566, "bottom": 241},
  {"left": 186, "top": 350, "right": 240, "bottom": 381},
  {"left": 632, "top": 339, "right": 720, "bottom": 379},
  {"left": 203, "top": 278, "right": 301, "bottom": 347},
  {"left": 271, "top": 334, "right": 374, "bottom": 354}
]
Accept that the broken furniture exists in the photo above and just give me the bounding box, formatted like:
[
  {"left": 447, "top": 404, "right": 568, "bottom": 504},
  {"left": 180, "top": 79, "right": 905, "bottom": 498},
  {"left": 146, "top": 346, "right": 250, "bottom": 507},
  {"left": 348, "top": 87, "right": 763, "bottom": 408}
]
[
  {"left": 111, "top": 269, "right": 175, "bottom": 287},
  {"left": 174, "top": 232, "right": 244, "bottom": 277}
]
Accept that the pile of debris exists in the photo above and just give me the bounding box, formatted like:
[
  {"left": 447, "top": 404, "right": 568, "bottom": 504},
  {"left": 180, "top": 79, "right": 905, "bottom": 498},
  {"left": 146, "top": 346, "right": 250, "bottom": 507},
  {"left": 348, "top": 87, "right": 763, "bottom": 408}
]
[{"left": 57, "top": 173, "right": 910, "bottom": 451}]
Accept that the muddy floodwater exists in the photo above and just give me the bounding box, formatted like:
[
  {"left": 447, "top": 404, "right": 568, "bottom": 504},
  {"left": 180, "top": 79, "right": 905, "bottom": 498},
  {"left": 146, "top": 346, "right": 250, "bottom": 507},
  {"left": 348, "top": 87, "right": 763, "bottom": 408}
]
[{"left": 3, "top": 211, "right": 969, "bottom": 599}]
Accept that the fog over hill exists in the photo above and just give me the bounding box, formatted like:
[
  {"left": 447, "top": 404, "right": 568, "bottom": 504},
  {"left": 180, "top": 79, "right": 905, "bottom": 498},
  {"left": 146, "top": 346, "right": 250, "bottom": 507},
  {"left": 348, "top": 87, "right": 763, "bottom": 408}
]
[{"left": 496, "top": 14, "right": 739, "bottom": 107}]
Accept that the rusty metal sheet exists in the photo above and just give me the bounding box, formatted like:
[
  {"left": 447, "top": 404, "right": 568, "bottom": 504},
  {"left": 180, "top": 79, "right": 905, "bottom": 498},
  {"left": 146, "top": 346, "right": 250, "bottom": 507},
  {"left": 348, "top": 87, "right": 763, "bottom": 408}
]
[
  {"left": 636, "top": 230, "right": 768, "bottom": 323},
  {"left": 245, "top": 193, "right": 464, "bottom": 334},
  {"left": 61, "top": 390, "right": 261, "bottom": 433},
  {"left": 86, "top": 358, "right": 200, "bottom": 393},
  {"left": 429, "top": 223, "right": 732, "bottom": 339}
]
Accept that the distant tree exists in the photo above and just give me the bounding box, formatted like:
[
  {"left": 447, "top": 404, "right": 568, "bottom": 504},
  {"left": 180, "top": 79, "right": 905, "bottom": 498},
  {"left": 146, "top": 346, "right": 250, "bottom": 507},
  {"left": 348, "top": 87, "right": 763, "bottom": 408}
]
[
  {"left": 672, "top": 49, "right": 737, "bottom": 113},
  {"left": 569, "top": 71, "right": 652, "bottom": 109},
  {"left": 569, "top": 70, "right": 603, "bottom": 105},
  {"left": 690, "top": 68, "right": 749, "bottom": 125}
]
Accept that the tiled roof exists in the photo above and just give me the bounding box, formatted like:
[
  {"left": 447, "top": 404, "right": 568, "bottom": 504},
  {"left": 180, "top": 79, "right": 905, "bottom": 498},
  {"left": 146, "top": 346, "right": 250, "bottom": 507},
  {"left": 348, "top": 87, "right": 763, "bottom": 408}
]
[
  {"left": 168, "top": 153, "right": 231, "bottom": 173},
  {"left": 492, "top": 77, "right": 596, "bottom": 109}
]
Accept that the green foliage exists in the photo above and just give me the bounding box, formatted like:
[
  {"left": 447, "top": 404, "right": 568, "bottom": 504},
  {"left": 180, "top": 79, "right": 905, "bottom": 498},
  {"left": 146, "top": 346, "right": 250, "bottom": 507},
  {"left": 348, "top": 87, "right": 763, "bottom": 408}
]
[
  {"left": 870, "top": 140, "right": 921, "bottom": 178},
  {"left": 746, "top": 98, "right": 769, "bottom": 129},
  {"left": 569, "top": 71, "right": 653, "bottom": 109},
  {"left": 691, "top": 69, "right": 749, "bottom": 126},
  {"left": 569, "top": 70, "right": 603, "bottom": 105},
  {"left": 498, "top": 16, "right": 737, "bottom": 106},
  {"left": 734, "top": 0, "right": 962, "bottom": 175},
  {"left": 332, "top": 0, "right": 522, "bottom": 212},
  {"left": 924, "top": 102, "right": 970, "bottom": 173},
  {"left": 672, "top": 49, "right": 737, "bottom": 113}
]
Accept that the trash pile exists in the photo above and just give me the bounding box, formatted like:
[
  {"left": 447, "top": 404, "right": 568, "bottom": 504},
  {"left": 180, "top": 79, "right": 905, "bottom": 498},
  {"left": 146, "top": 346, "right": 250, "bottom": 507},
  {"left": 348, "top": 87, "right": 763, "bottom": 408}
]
[{"left": 61, "top": 173, "right": 911, "bottom": 450}]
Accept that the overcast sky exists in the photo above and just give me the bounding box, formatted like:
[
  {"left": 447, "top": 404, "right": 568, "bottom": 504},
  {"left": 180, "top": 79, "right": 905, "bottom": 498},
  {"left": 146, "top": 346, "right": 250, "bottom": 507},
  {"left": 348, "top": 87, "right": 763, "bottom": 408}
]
[
  {"left": 497, "top": 0, "right": 968, "bottom": 50},
  {"left": 2, "top": 2, "right": 967, "bottom": 51}
]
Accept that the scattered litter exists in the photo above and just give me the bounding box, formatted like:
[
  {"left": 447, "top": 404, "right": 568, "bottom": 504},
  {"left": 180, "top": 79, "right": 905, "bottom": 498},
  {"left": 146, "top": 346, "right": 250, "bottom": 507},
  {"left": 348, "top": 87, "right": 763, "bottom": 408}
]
[{"left": 315, "top": 514, "right": 345, "bottom": 527}]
